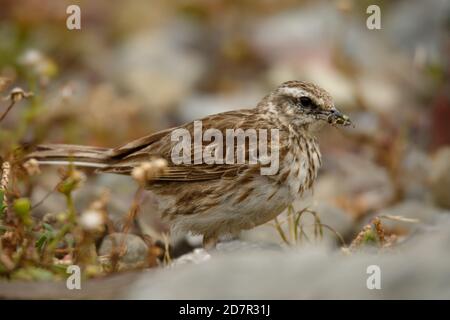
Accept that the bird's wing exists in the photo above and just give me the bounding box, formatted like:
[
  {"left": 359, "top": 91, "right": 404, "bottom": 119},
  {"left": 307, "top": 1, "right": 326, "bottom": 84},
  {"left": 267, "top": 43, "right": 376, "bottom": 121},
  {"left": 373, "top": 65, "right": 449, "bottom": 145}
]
[{"left": 101, "top": 109, "right": 283, "bottom": 181}]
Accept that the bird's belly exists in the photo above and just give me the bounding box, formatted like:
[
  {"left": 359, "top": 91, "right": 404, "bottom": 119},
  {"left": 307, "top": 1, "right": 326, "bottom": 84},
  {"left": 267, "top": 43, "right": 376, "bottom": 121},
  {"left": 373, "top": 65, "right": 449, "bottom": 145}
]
[
  {"left": 158, "top": 175, "right": 294, "bottom": 237},
  {"left": 226, "top": 180, "right": 293, "bottom": 229}
]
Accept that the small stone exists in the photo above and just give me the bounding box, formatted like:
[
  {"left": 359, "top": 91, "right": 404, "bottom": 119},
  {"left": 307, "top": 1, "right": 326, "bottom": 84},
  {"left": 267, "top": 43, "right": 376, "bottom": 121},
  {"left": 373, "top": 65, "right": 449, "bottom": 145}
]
[
  {"left": 171, "top": 248, "right": 211, "bottom": 266},
  {"left": 99, "top": 233, "right": 149, "bottom": 271}
]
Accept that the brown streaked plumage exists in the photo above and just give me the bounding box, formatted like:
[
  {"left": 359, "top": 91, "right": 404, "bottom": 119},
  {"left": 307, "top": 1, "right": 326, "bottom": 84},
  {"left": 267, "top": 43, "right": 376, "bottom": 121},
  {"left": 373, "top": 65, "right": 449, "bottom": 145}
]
[{"left": 26, "top": 80, "right": 351, "bottom": 249}]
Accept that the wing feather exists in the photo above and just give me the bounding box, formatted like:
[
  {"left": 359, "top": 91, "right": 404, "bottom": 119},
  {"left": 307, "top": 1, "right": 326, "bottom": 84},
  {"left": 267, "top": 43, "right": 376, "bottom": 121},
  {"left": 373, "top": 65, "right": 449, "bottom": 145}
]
[{"left": 100, "top": 109, "right": 282, "bottom": 182}]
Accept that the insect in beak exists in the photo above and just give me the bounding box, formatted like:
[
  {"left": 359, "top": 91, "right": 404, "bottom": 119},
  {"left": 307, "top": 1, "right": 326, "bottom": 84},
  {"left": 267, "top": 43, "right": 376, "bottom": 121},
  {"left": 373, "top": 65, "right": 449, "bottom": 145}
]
[{"left": 327, "top": 108, "right": 352, "bottom": 127}]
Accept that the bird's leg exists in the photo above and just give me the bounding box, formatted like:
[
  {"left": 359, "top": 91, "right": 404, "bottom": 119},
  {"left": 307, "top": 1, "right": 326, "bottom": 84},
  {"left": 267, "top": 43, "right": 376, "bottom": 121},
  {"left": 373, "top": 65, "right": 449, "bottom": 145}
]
[{"left": 202, "top": 233, "right": 218, "bottom": 251}]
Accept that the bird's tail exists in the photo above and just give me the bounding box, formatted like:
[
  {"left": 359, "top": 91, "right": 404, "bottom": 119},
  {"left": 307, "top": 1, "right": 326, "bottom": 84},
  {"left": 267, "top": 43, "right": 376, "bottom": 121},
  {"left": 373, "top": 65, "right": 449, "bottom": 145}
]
[{"left": 26, "top": 144, "right": 114, "bottom": 169}]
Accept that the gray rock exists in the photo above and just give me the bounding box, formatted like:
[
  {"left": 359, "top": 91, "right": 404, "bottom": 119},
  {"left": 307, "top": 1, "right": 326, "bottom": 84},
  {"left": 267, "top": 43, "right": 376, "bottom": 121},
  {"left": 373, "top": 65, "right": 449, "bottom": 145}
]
[
  {"left": 171, "top": 240, "right": 281, "bottom": 267},
  {"left": 171, "top": 248, "right": 211, "bottom": 266},
  {"left": 215, "top": 240, "right": 281, "bottom": 253},
  {"left": 121, "top": 217, "right": 450, "bottom": 299},
  {"left": 99, "top": 233, "right": 149, "bottom": 270},
  {"left": 4, "top": 220, "right": 450, "bottom": 299}
]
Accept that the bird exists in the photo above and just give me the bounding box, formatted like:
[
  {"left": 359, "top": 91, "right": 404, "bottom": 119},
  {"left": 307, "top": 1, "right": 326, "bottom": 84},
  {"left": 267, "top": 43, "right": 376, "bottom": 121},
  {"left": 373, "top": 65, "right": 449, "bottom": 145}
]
[{"left": 26, "top": 80, "right": 351, "bottom": 249}]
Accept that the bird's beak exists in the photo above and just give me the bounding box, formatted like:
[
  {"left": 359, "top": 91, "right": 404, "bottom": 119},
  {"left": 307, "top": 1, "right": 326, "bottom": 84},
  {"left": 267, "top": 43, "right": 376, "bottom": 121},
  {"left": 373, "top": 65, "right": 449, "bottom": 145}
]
[{"left": 326, "top": 107, "right": 352, "bottom": 127}]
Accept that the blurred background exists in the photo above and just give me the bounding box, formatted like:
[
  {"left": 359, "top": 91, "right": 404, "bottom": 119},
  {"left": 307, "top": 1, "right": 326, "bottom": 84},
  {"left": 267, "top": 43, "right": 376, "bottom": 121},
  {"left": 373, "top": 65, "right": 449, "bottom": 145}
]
[{"left": 1, "top": 0, "right": 450, "bottom": 298}]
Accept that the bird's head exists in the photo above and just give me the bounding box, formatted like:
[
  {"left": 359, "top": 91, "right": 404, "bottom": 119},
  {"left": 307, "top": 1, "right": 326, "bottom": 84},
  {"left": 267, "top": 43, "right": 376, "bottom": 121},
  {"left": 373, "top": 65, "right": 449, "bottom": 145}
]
[{"left": 260, "top": 80, "right": 352, "bottom": 128}]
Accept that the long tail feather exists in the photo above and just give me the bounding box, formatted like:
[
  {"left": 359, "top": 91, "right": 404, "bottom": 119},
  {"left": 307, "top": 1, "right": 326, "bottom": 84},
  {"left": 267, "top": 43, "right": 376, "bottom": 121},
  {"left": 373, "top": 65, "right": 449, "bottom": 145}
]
[{"left": 26, "top": 144, "right": 113, "bottom": 169}]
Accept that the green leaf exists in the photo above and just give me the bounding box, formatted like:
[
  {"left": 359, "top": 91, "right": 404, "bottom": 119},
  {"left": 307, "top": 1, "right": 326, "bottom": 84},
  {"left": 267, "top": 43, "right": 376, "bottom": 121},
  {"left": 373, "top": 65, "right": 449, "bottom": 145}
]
[
  {"left": 363, "top": 229, "right": 378, "bottom": 245},
  {"left": 43, "top": 223, "right": 55, "bottom": 232},
  {"left": 35, "top": 233, "right": 49, "bottom": 250},
  {"left": 35, "top": 225, "right": 55, "bottom": 251}
]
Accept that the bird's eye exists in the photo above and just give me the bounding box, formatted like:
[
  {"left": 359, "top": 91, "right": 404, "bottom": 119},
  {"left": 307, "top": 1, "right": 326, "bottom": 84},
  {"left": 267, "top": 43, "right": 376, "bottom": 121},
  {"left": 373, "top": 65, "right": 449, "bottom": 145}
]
[{"left": 299, "top": 96, "right": 316, "bottom": 108}]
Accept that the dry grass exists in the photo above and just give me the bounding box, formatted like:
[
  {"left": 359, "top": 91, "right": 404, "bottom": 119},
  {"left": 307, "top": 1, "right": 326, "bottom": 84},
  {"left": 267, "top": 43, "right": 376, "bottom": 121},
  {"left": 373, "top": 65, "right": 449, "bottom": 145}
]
[
  {"left": 0, "top": 77, "right": 166, "bottom": 280},
  {"left": 272, "top": 205, "right": 418, "bottom": 254},
  {"left": 271, "top": 205, "right": 345, "bottom": 247}
]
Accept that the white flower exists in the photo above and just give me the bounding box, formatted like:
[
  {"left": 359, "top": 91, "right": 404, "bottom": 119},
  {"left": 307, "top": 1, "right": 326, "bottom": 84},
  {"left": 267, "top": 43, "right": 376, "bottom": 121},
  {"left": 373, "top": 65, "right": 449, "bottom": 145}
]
[
  {"left": 18, "top": 49, "right": 43, "bottom": 67},
  {"left": 79, "top": 210, "right": 104, "bottom": 232}
]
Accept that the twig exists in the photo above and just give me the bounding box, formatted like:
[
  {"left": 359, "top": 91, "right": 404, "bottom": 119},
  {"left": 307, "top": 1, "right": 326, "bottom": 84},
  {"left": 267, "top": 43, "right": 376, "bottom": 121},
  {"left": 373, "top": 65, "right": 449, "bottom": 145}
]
[
  {"left": 0, "top": 88, "right": 32, "bottom": 123},
  {"left": 287, "top": 205, "right": 296, "bottom": 244},
  {"left": 316, "top": 223, "right": 346, "bottom": 246},
  {"left": 122, "top": 187, "right": 145, "bottom": 234},
  {"left": 379, "top": 214, "right": 419, "bottom": 223},
  {"left": 111, "top": 187, "right": 145, "bottom": 270},
  {"left": 294, "top": 208, "right": 323, "bottom": 243},
  {"left": 31, "top": 184, "right": 58, "bottom": 210},
  {"left": 0, "top": 101, "right": 16, "bottom": 123}
]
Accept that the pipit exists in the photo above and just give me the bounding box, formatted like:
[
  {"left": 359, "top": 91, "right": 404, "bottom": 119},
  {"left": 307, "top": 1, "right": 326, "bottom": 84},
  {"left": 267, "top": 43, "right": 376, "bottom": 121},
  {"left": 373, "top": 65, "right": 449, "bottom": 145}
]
[{"left": 27, "top": 81, "right": 351, "bottom": 248}]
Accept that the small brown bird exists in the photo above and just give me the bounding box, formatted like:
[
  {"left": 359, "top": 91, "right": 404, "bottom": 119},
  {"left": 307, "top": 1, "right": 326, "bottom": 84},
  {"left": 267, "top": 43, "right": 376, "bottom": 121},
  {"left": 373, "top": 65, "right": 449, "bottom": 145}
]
[{"left": 27, "top": 81, "right": 351, "bottom": 248}]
